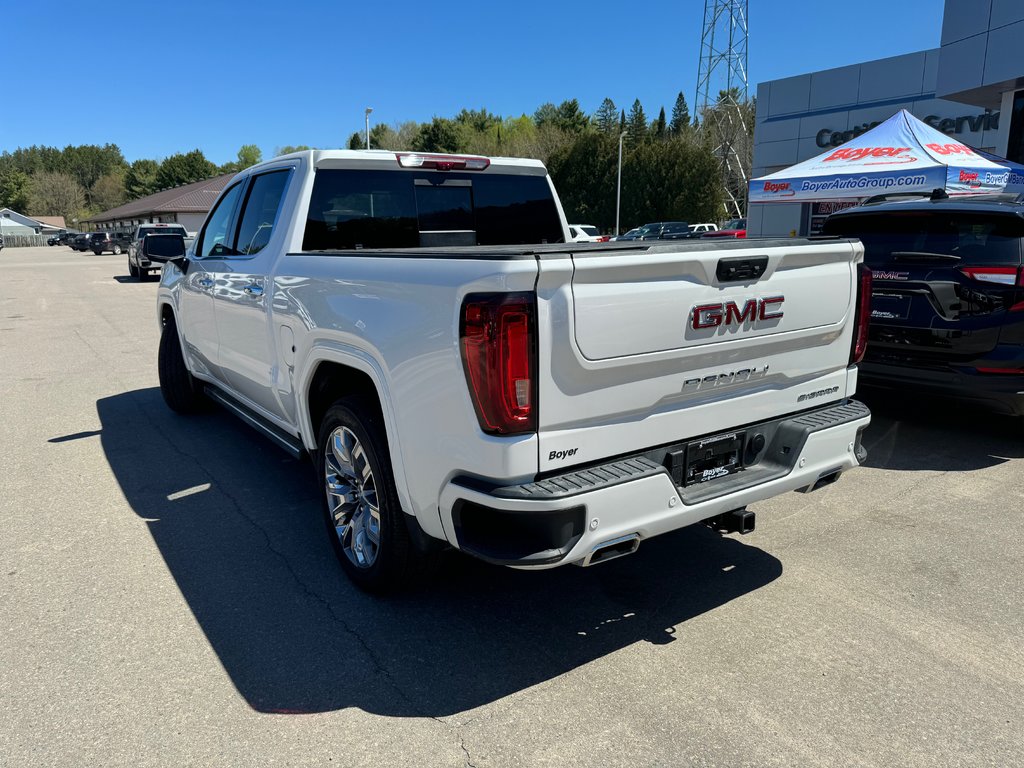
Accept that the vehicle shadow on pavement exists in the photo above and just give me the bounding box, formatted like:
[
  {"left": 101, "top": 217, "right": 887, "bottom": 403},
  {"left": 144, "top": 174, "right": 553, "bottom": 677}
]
[
  {"left": 858, "top": 388, "right": 1024, "bottom": 471},
  {"left": 94, "top": 388, "right": 782, "bottom": 717}
]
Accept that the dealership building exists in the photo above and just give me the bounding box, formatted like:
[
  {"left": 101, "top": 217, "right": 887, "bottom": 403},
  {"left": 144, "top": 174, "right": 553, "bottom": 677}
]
[{"left": 750, "top": 0, "right": 1024, "bottom": 236}]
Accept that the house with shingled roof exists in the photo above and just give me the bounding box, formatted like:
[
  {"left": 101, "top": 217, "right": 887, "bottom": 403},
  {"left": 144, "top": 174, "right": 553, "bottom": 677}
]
[{"left": 86, "top": 174, "right": 233, "bottom": 234}]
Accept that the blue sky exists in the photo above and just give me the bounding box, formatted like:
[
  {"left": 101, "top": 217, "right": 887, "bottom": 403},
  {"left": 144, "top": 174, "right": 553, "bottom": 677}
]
[{"left": 1, "top": 0, "right": 944, "bottom": 164}]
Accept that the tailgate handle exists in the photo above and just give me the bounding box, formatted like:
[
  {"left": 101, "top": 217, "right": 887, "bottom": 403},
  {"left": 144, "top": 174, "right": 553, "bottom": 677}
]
[{"left": 716, "top": 256, "right": 768, "bottom": 283}]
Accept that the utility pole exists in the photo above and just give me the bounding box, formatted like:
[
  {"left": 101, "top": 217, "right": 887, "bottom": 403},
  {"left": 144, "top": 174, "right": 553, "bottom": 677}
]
[
  {"left": 615, "top": 131, "right": 626, "bottom": 236},
  {"left": 364, "top": 107, "right": 373, "bottom": 150},
  {"left": 696, "top": 0, "right": 750, "bottom": 219}
]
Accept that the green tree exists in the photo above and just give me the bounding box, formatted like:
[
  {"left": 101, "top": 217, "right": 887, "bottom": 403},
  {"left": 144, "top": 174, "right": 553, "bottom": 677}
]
[
  {"left": 237, "top": 144, "right": 262, "bottom": 168},
  {"left": 626, "top": 99, "right": 648, "bottom": 145},
  {"left": 125, "top": 159, "right": 160, "bottom": 199},
  {"left": 0, "top": 169, "right": 32, "bottom": 211},
  {"left": 90, "top": 170, "right": 127, "bottom": 212},
  {"left": 221, "top": 144, "right": 264, "bottom": 174},
  {"left": 275, "top": 145, "right": 313, "bottom": 155},
  {"left": 156, "top": 150, "right": 217, "bottom": 189},
  {"left": 533, "top": 102, "right": 558, "bottom": 128},
  {"left": 669, "top": 92, "right": 691, "bottom": 134},
  {"left": 554, "top": 99, "right": 588, "bottom": 134},
  {"left": 455, "top": 108, "right": 502, "bottom": 133},
  {"left": 28, "top": 171, "right": 87, "bottom": 222},
  {"left": 411, "top": 118, "right": 465, "bottom": 153},
  {"left": 0, "top": 145, "right": 64, "bottom": 177},
  {"left": 348, "top": 131, "right": 364, "bottom": 150},
  {"left": 62, "top": 144, "right": 127, "bottom": 190},
  {"left": 593, "top": 98, "right": 618, "bottom": 134},
  {"left": 618, "top": 137, "right": 723, "bottom": 230},
  {"left": 547, "top": 132, "right": 619, "bottom": 231},
  {"left": 619, "top": 109, "right": 627, "bottom": 134},
  {"left": 653, "top": 107, "right": 667, "bottom": 140}
]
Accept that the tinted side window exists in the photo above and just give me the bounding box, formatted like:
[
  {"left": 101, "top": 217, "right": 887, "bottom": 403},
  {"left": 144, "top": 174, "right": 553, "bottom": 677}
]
[
  {"left": 471, "top": 173, "right": 563, "bottom": 245},
  {"left": 198, "top": 183, "right": 244, "bottom": 258},
  {"left": 823, "top": 212, "right": 1024, "bottom": 266},
  {"left": 235, "top": 170, "right": 290, "bottom": 255},
  {"left": 302, "top": 169, "right": 564, "bottom": 250},
  {"left": 304, "top": 170, "right": 417, "bottom": 250}
]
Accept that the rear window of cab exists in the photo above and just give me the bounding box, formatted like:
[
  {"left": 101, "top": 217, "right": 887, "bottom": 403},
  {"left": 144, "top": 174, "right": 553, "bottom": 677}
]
[
  {"left": 823, "top": 211, "right": 1024, "bottom": 266},
  {"left": 302, "top": 169, "right": 565, "bottom": 250}
]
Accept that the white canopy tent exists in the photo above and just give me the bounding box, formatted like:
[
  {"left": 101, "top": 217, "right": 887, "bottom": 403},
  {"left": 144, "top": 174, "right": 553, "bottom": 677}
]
[{"left": 750, "top": 110, "right": 1024, "bottom": 204}]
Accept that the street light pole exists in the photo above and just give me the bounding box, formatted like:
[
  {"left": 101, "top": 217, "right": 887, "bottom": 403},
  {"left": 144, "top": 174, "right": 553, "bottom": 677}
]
[
  {"left": 364, "top": 107, "right": 373, "bottom": 150},
  {"left": 615, "top": 131, "right": 626, "bottom": 236}
]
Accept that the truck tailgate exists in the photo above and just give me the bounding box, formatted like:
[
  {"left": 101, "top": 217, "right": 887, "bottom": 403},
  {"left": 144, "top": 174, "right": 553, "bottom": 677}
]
[{"left": 535, "top": 240, "right": 863, "bottom": 473}]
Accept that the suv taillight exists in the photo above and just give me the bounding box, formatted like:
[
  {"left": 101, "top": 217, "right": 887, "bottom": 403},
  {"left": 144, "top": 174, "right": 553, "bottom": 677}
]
[
  {"left": 851, "top": 263, "right": 872, "bottom": 364},
  {"left": 958, "top": 266, "right": 1024, "bottom": 286},
  {"left": 460, "top": 293, "right": 537, "bottom": 435}
]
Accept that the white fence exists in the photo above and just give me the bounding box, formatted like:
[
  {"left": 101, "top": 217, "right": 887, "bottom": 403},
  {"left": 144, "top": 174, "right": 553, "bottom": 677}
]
[{"left": 0, "top": 234, "right": 53, "bottom": 247}]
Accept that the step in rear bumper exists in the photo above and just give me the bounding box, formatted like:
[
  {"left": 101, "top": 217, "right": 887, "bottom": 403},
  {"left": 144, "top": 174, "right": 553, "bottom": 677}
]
[{"left": 439, "top": 400, "right": 871, "bottom": 568}]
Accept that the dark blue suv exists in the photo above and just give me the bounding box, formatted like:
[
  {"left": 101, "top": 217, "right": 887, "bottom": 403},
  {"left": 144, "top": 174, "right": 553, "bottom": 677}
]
[{"left": 823, "top": 192, "right": 1024, "bottom": 416}]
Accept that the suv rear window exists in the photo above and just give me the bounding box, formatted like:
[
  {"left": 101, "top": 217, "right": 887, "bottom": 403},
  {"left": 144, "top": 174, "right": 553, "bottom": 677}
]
[
  {"left": 823, "top": 211, "right": 1024, "bottom": 266},
  {"left": 144, "top": 235, "right": 186, "bottom": 258},
  {"left": 138, "top": 225, "right": 186, "bottom": 239},
  {"left": 303, "top": 169, "right": 564, "bottom": 250}
]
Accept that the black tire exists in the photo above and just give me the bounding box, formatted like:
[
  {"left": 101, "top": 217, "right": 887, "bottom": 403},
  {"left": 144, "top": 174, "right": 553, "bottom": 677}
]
[
  {"left": 113, "top": 244, "right": 121, "bottom": 255},
  {"left": 128, "top": 257, "right": 139, "bottom": 278},
  {"left": 158, "top": 318, "right": 206, "bottom": 414},
  {"left": 317, "top": 396, "right": 424, "bottom": 593}
]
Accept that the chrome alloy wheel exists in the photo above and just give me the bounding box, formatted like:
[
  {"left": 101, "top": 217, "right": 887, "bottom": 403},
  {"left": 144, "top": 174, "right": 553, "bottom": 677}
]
[{"left": 324, "top": 426, "right": 381, "bottom": 568}]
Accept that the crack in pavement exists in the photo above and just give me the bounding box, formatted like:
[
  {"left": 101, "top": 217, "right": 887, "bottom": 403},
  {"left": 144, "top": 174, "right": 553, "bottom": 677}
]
[{"left": 459, "top": 733, "right": 478, "bottom": 768}]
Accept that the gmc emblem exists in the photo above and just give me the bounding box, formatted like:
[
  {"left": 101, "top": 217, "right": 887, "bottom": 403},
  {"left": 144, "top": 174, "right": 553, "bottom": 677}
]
[{"left": 691, "top": 296, "right": 784, "bottom": 330}]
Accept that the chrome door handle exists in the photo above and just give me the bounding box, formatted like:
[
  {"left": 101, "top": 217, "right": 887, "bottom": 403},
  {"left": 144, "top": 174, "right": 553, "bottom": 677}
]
[
  {"left": 244, "top": 284, "right": 264, "bottom": 297},
  {"left": 198, "top": 277, "right": 214, "bottom": 289}
]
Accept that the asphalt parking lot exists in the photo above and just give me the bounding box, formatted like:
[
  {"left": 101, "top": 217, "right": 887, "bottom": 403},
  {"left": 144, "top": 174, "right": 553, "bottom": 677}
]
[{"left": 2, "top": 244, "right": 1023, "bottom": 767}]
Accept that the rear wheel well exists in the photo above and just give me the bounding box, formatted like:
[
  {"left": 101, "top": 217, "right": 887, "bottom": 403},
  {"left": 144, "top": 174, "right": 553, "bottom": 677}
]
[{"left": 307, "top": 362, "right": 385, "bottom": 441}]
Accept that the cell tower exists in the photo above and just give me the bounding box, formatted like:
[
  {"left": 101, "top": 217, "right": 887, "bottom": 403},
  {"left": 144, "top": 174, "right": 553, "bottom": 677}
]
[{"left": 695, "top": 0, "right": 750, "bottom": 218}]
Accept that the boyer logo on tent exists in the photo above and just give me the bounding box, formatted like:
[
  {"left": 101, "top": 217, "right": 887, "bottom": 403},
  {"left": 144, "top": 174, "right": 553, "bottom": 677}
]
[
  {"left": 822, "top": 146, "right": 918, "bottom": 165},
  {"left": 761, "top": 180, "right": 796, "bottom": 197}
]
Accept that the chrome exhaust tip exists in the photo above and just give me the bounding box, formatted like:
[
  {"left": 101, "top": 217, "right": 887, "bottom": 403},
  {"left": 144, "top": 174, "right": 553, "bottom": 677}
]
[{"left": 581, "top": 533, "right": 640, "bottom": 567}]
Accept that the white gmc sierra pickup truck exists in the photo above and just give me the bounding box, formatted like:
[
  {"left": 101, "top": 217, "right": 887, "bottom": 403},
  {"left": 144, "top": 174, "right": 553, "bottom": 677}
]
[{"left": 156, "top": 149, "right": 872, "bottom": 592}]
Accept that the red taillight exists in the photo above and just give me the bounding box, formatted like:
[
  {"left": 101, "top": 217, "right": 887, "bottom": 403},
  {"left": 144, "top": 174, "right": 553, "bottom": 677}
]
[
  {"left": 396, "top": 153, "right": 490, "bottom": 171},
  {"left": 460, "top": 293, "right": 536, "bottom": 435},
  {"left": 976, "top": 367, "right": 1024, "bottom": 374},
  {"left": 851, "top": 263, "right": 872, "bottom": 364},
  {"left": 958, "top": 266, "right": 1023, "bottom": 286}
]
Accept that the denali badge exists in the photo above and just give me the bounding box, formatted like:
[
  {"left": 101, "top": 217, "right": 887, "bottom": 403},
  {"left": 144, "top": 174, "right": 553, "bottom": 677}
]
[
  {"left": 691, "top": 296, "right": 784, "bottom": 330},
  {"left": 682, "top": 365, "right": 770, "bottom": 390}
]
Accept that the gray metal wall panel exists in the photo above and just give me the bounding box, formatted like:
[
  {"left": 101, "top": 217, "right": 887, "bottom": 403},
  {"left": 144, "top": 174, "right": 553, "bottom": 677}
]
[
  {"left": 923, "top": 49, "right": 940, "bottom": 91},
  {"left": 748, "top": 202, "right": 803, "bottom": 237},
  {"left": 756, "top": 117, "right": 806, "bottom": 144},
  {"left": 766, "top": 75, "right": 811, "bottom": 117},
  {"left": 809, "top": 66, "right": 861, "bottom": 111},
  {"left": 755, "top": 139, "right": 800, "bottom": 167},
  {"left": 984, "top": 21, "right": 1024, "bottom": 85},
  {"left": 800, "top": 111, "right": 850, "bottom": 141},
  {"left": 845, "top": 101, "right": 916, "bottom": 130},
  {"left": 991, "top": 0, "right": 1024, "bottom": 28},
  {"left": 936, "top": 34, "right": 989, "bottom": 95},
  {"left": 941, "top": 0, "right": 992, "bottom": 45},
  {"left": 858, "top": 53, "right": 929, "bottom": 101}
]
